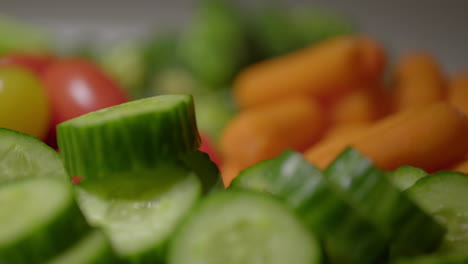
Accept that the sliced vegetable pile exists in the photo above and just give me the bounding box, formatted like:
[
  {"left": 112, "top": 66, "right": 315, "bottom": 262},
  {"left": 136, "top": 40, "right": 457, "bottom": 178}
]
[
  {"left": 0, "top": 94, "right": 467, "bottom": 263},
  {"left": 0, "top": 1, "right": 467, "bottom": 263}
]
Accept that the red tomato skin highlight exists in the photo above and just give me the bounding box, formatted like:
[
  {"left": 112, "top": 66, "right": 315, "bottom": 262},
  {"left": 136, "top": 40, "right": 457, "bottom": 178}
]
[{"left": 42, "top": 58, "right": 129, "bottom": 146}]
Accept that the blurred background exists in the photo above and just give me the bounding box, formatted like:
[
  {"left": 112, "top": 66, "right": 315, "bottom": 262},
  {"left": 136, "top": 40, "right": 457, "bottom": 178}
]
[
  {"left": 1, "top": 0, "right": 467, "bottom": 156},
  {"left": 2, "top": 0, "right": 467, "bottom": 71}
]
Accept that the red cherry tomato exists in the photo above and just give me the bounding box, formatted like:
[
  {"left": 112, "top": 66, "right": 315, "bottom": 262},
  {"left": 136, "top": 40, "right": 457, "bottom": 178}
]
[
  {"left": 199, "top": 133, "right": 221, "bottom": 166},
  {"left": 0, "top": 53, "right": 54, "bottom": 75},
  {"left": 42, "top": 58, "right": 129, "bottom": 147}
]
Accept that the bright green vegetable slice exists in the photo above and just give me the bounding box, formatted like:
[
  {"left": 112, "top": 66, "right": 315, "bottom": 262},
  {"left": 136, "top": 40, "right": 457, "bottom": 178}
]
[
  {"left": 386, "top": 165, "right": 428, "bottom": 191},
  {"left": 231, "top": 151, "right": 387, "bottom": 264},
  {"left": 0, "top": 178, "right": 90, "bottom": 263},
  {"left": 169, "top": 189, "right": 322, "bottom": 264},
  {"left": 407, "top": 171, "right": 468, "bottom": 256},
  {"left": 47, "top": 231, "right": 121, "bottom": 264},
  {"left": 57, "top": 95, "right": 200, "bottom": 180},
  {"left": 325, "top": 147, "right": 446, "bottom": 256},
  {"left": 76, "top": 163, "right": 201, "bottom": 263},
  {"left": 0, "top": 128, "right": 67, "bottom": 183}
]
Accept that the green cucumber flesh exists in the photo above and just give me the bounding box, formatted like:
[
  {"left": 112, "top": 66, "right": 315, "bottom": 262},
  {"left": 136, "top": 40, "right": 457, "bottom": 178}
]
[
  {"left": 325, "top": 147, "right": 446, "bottom": 256},
  {"left": 180, "top": 150, "right": 220, "bottom": 193},
  {"left": 232, "top": 151, "right": 388, "bottom": 264},
  {"left": 0, "top": 178, "right": 90, "bottom": 263},
  {"left": 76, "top": 163, "right": 201, "bottom": 262},
  {"left": 169, "top": 189, "right": 322, "bottom": 264},
  {"left": 57, "top": 94, "right": 200, "bottom": 180},
  {"left": 386, "top": 165, "right": 428, "bottom": 191},
  {"left": 0, "top": 128, "right": 67, "bottom": 183},
  {"left": 407, "top": 171, "right": 468, "bottom": 256},
  {"left": 47, "top": 231, "right": 120, "bottom": 264}
]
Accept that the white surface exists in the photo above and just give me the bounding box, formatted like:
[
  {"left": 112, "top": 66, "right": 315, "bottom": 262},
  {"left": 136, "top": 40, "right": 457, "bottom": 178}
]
[{"left": 2, "top": 0, "right": 467, "bottom": 72}]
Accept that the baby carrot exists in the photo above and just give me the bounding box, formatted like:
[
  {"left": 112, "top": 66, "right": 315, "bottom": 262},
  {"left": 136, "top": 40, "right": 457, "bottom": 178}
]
[
  {"left": 392, "top": 52, "right": 446, "bottom": 111},
  {"left": 356, "top": 103, "right": 468, "bottom": 171},
  {"left": 220, "top": 96, "right": 326, "bottom": 172},
  {"left": 305, "top": 102, "right": 468, "bottom": 171},
  {"left": 234, "top": 35, "right": 386, "bottom": 109},
  {"left": 220, "top": 161, "right": 244, "bottom": 187},
  {"left": 304, "top": 123, "right": 370, "bottom": 169},
  {"left": 452, "top": 159, "right": 468, "bottom": 174},
  {"left": 330, "top": 85, "right": 390, "bottom": 126},
  {"left": 447, "top": 71, "right": 468, "bottom": 116}
]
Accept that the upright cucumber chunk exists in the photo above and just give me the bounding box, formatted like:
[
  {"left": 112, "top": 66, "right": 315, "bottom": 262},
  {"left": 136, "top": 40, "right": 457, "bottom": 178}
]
[
  {"left": 386, "top": 165, "right": 428, "bottom": 191},
  {"left": 325, "top": 147, "right": 445, "bottom": 256},
  {"left": 0, "top": 128, "right": 67, "bottom": 183},
  {"left": 47, "top": 231, "right": 120, "bottom": 264},
  {"left": 169, "top": 190, "right": 321, "bottom": 264},
  {"left": 0, "top": 178, "right": 90, "bottom": 263},
  {"left": 57, "top": 94, "right": 200, "bottom": 180},
  {"left": 76, "top": 163, "right": 201, "bottom": 263},
  {"left": 232, "top": 151, "right": 387, "bottom": 264},
  {"left": 407, "top": 171, "right": 468, "bottom": 256}
]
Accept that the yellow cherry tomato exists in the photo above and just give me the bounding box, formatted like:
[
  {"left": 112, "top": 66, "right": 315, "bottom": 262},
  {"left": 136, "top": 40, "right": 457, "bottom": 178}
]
[{"left": 0, "top": 67, "right": 50, "bottom": 139}]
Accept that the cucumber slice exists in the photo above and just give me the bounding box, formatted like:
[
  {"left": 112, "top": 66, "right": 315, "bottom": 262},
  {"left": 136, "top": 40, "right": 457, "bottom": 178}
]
[
  {"left": 231, "top": 151, "right": 387, "bottom": 264},
  {"left": 407, "top": 171, "right": 468, "bottom": 256},
  {"left": 47, "top": 231, "right": 121, "bottom": 264},
  {"left": 76, "top": 163, "right": 201, "bottom": 263},
  {"left": 325, "top": 147, "right": 446, "bottom": 256},
  {"left": 0, "top": 128, "right": 67, "bottom": 183},
  {"left": 57, "top": 94, "right": 200, "bottom": 180},
  {"left": 0, "top": 178, "right": 90, "bottom": 263},
  {"left": 180, "top": 150, "right": 220, "bottom": 193},
  {"left": 169, "top": 189, "right": 322, "bottom": 264},
  {"left": 386, "top": 165, "right": 428, "bottom": 190}
]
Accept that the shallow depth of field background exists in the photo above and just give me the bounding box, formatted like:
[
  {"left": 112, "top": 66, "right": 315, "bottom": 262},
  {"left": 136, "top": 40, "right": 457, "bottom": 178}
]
[{"left": 2, "top": 0, "right": 467, "bottom": 72}]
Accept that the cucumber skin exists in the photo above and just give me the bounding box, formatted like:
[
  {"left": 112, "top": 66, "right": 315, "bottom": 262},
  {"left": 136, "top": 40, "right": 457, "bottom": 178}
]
[
  {"left": 232, "top": 151, "right": 388, "bottom": 264},
  {"left": 325, "top": 148, "right": 446, "bottom": 256},
  {"left": 180, "top": 150, "right": 220, "bottom": 193},
  {"left": 406, "top": 171, "right": 468, "bottom": 256},
  {"left": 0, "top": 180, "right": 91, "bottom": 264},
  {"left": 386, "top": 165, "right": 428, "bottom": 191},
  {"left": 57, "top": 95, "right": 200, "bottom": 180}
]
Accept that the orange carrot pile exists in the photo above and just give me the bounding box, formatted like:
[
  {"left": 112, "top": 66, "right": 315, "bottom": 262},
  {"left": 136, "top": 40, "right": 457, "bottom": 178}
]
[
  {"left": 220, "top": 97, "right": 325, "bottom": 186},
  {"left": 234, "top": 35, "right": 386, "bottom": 109},
  {"left": 392, "top": 52, "right": 446, "bottom": 111},
  {"left": 220, "top": 34, "right": 468, "bottom": 186},
  {"left": 448, "top": 72, "right": 468, "bottom": 116},
  {"left": 306, "top": 102, "right": 468, "bottom": 171}
]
